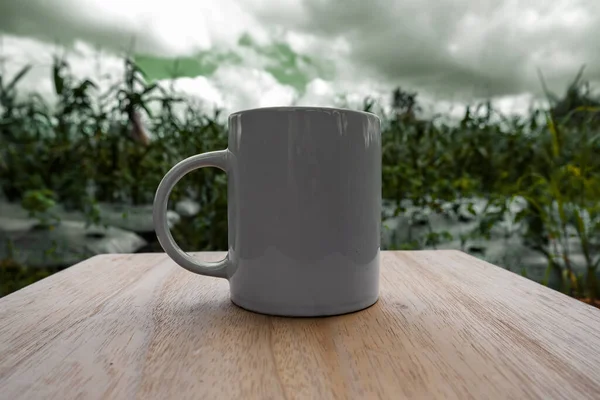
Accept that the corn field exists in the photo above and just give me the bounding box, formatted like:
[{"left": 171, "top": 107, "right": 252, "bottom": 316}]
[{"left": 1, "top": 57, "right": 600, "bottom": 302}]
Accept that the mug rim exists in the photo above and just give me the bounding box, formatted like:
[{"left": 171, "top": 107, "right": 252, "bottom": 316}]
[{"left": 229, "top": 106, "right": 379, "bottom": 120}]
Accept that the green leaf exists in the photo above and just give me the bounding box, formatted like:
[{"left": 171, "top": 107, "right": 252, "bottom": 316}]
[
  {"left": 5, "top": 64, "right": 32, "bottom": 93},
  {"left": 541, "top": 263, "right": 551, "bottom": 286},
  {"left": 53, "top": 62, "right": 64, "bottom": 95},
  {"left": 467, "top": 202, "right": 477, "bottom": 216},
  {"left": 545, "top": 112, "right": 560, "bottom": 159},
  {"left": 140, "top": 102, "right": 153, "bottom": 118},
  {"left": 78, "top": 79, "right": 98, "bottom": 91},
  {"left": 142, "top": 83, "right": 158, "bottom": 95},
  {"left": 574, "top": 106, "right": 600, "bottom": 113}
]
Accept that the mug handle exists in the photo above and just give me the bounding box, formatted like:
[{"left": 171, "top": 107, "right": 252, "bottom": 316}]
[{"left": 153, "top": 150, "right": 231, "bottom": 278}]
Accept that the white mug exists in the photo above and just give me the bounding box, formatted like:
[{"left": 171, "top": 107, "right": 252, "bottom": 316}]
[{"left": 153, "top": 106, "right": 381, "bottom": 316}]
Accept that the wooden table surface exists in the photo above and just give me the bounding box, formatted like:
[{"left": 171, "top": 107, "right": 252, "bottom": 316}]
[{"left": 1, "top": 251, "right": 600, "bottom": 399}]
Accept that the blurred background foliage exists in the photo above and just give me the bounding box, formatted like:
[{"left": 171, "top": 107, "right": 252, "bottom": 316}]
[{"left": 1, "top": 56, "right": 600, "bottom": 304}]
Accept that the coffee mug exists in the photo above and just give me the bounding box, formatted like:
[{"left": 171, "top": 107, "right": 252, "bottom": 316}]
[{"left": 153, "top": 106, "right": 381, "bottom": 317}]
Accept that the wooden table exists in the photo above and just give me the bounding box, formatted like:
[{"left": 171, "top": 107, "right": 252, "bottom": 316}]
[{"left": 1, "top": 251, "right": 600, "bottom": 399}]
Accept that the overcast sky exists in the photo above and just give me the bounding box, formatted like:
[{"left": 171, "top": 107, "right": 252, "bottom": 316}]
[{"left": 1, "top": 0, "right": 599, "bottom": 117}]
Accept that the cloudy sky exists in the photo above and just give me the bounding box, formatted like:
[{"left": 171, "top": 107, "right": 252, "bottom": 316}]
[{"left": 1, "top": 0, "right": 599, "bottom": 117}]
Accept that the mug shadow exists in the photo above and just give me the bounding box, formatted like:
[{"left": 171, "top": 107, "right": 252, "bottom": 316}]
[{"left": 166, "top": 292, "right": 408, "bottom": 328}]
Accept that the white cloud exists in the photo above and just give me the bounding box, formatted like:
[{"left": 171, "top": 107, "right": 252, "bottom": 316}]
[
  {"left": 158, "top": 65, "right": 303, "bottom": 114},
  {"left": 210, "top": 66, "right": 296, "bottom": 111},
  {"left": 296, "top": 79, "right": 337, "bottom": 106},
  {"left": 0, "top": 0, "right": 272, "bottom": 56},
  {"left": 159, "top": 76, "right": 225, "bottom": 110},
  {"left": 1, "top": 0, "right": 599, "bottom": 117},
  {"left": 249, "top": 0, "right": 600, "bottom": 98},
  {"left": 0, "top": 35, "right": 125, "bottom": 102},
  {"left": 1, "top": 35, "right": 303, "bottom": 118}
]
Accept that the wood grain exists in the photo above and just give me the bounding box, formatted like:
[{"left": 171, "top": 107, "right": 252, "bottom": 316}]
[{"left": 1, "top": 251, "right": 600, "bottom": 399}]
